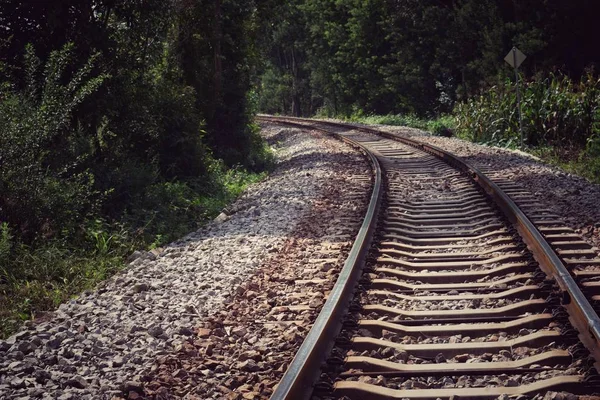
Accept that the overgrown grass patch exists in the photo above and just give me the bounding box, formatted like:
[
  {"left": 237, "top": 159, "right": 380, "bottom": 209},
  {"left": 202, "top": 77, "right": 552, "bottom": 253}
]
[
  {"left": 0, "top": 243, "right": 124, "bottom": 338},
  {"left": 343, "top": 113, "right": 456, "bottom": 136},
  {"left": 531, "top": 146, "right": 600, "bottom": 184}
]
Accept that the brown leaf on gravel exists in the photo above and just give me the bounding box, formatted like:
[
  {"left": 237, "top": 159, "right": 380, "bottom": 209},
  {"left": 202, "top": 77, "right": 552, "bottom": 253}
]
[{"left": 197, "top": 328, "right": 211, "bottom": 338}]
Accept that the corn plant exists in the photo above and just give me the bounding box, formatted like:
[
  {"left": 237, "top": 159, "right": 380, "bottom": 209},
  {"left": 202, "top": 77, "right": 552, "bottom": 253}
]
[{"left": 454, "top": 71, "right": 600, "bottom": 149}]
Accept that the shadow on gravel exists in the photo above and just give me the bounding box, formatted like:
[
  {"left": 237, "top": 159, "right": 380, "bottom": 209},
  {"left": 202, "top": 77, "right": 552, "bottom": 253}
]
[
  {"left": 261, "top": 122, "right": 357, "bottom": 146},
  {"left": 140, "top": 138, "right": 370, "bottom": 399},
  {"left": 271, "top": 152, "right": 347, "bottom": 176}
]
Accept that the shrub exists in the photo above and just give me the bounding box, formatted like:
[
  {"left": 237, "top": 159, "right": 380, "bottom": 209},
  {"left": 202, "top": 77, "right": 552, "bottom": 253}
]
[
  {"left": 0, "top": 44, "right": 108, "bottom": 241},
  {"left": 126, "top": 181, "right": 206, "bottom": 246},
  {"left": 454, "top": 71, "right": 600, "bottom": 148},
  {"left": 244, "top": 123, "right": 277, "bottom": 172}
]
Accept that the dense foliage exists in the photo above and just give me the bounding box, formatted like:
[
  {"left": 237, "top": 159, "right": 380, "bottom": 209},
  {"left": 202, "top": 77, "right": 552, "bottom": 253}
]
[
  {"left": 454, "top": 72, "right": 600, "bottom": 181},
  {"left": 454, "top": 72, "right": 600, "bottom": 148},
  {"left": 0, "top": 0, "right": 272, "bottom": 335},
  {"left": 258, "top": 0, "right": 599, "bottom": 118},
  {"left": 3, "top": 0, "right": 600, "bottom": 336}
]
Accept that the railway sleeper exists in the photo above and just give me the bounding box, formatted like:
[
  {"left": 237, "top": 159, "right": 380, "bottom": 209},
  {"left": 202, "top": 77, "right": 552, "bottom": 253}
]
[
  {"left": 372, "top": 264, "right": 537, "bottom": 283},
  {"left": 331, "top": 376, "right": 584, "bottom": 400},
  {"left": 355, "top": 314, "right": 554, "bottom": 336},
  {"left": 360, "top": 299, "right": 548, "bottom": 320}
]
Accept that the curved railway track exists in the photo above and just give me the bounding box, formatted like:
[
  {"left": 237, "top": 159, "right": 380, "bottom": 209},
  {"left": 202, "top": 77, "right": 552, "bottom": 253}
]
[{"left": 258, "top": 116, "right": 600, "bottom": 400}]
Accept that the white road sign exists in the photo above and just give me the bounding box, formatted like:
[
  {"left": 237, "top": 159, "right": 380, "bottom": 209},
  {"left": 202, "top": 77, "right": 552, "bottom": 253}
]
[{"left": 504, "top": 47, "right": 526, "bottom": 69}]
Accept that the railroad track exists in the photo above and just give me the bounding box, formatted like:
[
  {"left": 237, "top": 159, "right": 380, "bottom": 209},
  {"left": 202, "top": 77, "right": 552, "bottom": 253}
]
[{"left": 258, "top": 116, "right": 600, "bottom": 400}]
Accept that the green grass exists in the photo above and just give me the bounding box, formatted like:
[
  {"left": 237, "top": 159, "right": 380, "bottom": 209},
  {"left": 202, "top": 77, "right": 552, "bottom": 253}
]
[
  {"left": 0, "top": 165, "right": 269, "bottom": 339},
  {"left": 0, "top": 243, "right": 124, "bottom": 337},
  {"left": 343, "top": 113, "right": 456, "bottom": 136},
  {"left": 531, "top": 146, "right": 600, "bottom": 184}
]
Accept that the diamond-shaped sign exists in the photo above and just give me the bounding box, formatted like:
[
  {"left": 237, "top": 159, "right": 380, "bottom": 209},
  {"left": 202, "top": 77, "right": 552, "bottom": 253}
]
[{"left": 505, "top": 47, "right": 526, "bottom": 68}]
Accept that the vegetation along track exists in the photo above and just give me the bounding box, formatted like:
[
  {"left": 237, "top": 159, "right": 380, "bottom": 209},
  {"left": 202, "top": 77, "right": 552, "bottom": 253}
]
[{"left": 258, "top": 116, "right": 600, "bottom": 400}]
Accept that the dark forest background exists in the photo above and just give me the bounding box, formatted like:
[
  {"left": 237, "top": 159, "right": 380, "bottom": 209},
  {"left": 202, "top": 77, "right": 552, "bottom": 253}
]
[{"left": 258, "top": 0, "right": 597, "bottom": 117}]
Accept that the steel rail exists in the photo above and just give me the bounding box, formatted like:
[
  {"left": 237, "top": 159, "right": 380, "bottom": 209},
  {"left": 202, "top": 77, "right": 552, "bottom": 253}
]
[
  {"left": 259, "top": 117, "right": 600, "bottom": 400},
  {"left": 263, "top": 119, "right": 383, "bottom": 400},
  {"left": 261, "top": 115, "right": 600, "bottom": 372}
]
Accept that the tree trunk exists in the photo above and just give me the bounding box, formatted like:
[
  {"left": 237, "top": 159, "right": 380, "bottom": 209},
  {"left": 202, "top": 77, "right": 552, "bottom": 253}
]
[
  {"left": 291, "top": 47, "right": 301, "bottom": 116},
  {"left": 213, "top": 0, "right": 223, "bottom": 102}
]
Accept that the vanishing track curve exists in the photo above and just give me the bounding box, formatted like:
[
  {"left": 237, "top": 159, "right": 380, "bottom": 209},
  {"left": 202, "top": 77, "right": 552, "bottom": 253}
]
[{"left": 258, "top": 116, "right": 600, "bottom": 400}]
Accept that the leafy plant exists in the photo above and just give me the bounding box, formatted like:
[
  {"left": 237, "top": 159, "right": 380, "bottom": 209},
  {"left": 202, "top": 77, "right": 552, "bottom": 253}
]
[
  {"left": 0, "top": 44, "right": 108, "bottom": 241},
  {"left": 454, "top": 72, "right": 600, "bottom": 149}
]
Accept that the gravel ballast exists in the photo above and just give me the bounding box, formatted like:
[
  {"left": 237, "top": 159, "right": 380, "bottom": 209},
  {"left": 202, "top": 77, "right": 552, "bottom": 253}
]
[{"left": 0, "top": 124, "right": 371, "bottom": 399}]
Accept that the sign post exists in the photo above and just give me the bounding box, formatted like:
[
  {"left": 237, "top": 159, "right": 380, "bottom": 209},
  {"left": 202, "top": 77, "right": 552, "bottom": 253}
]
[{"left": 504, "top": 47, "right": 526, "bottom": 149}]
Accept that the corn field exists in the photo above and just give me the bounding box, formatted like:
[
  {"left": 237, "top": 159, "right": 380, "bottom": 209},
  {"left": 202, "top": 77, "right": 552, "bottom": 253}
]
[{"left": 454, "top": 72, "right": 600, "bottom": 149}]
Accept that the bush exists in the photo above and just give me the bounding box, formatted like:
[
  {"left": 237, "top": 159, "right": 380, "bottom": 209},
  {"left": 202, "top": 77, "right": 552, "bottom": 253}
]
[
  {"left": 428, "top": 116, "right": 455, "bottom": 136},
  {"left": 126, "top": 181, "right": 206, "bottom": 247},
  {"left": 244, "top": 123, "right": 277, "bottom": 172},
  {"left": 0, "top": 42, "right": 273, "bottom": 337},
  {"left": 0, "top": 44, "right": 108, "bottom": 241},
  {"left": 454, "top": 71, "right": 600, "bottom": 148}
]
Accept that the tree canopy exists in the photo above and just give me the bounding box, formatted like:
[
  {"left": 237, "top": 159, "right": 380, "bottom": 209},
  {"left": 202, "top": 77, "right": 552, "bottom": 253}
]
[{"left": 257, "top": 0, "right": 600, "bottom": 117}]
